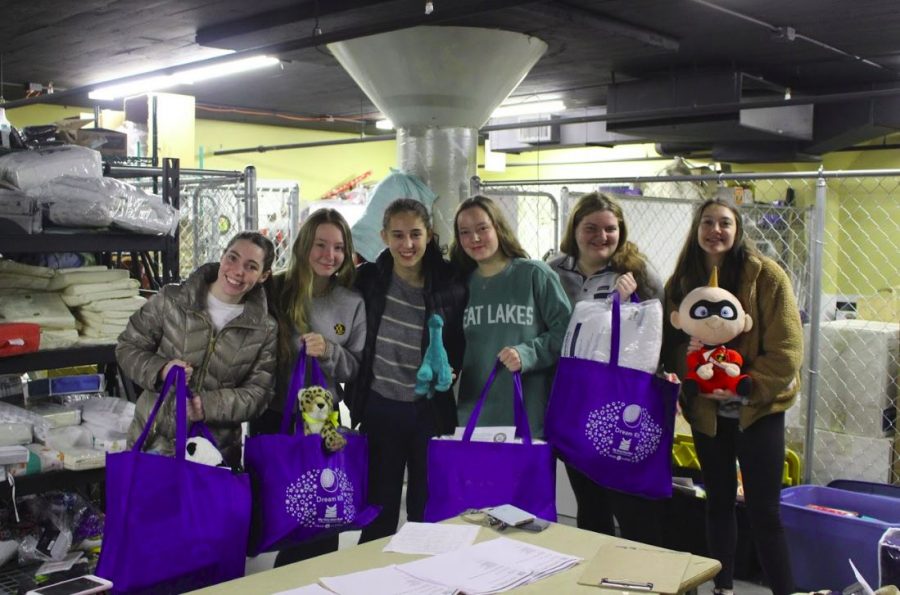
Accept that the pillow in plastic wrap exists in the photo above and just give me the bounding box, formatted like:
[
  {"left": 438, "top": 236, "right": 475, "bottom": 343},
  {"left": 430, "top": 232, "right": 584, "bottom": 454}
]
[
  {"left": 350, "top": 169, "right": 437, "bottom": 262},
  {"left": 33, "top": 175, "right": 179, "bottom": 235},
  {"left": 8, "top": 443, "right": 65, "bottom": 477},
  {"left": 562, "top": 298, "right": 664, "bottom": 374},
  {"left": 0, "top": 292, "right": 77, "bottom": 329},
  {"left": 79, "top": 397, "right": 136, "bottom": 434},
  {"left": 0, "top": 422, "right": 33, "bottom": 446},
  {"left": 0, "top": 145, "right": 102, "bottom": 190}
]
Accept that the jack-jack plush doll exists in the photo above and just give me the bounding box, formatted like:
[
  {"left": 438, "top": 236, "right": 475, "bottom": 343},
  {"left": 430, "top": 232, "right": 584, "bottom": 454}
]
[{"left": 670, "top": 267, "right": 753, "bottom": 399}]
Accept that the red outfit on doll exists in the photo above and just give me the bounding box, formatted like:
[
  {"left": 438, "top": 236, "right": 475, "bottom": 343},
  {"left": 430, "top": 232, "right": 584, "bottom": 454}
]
[{"left": 685, "top": 345, "right": 750, "bottom": 395}]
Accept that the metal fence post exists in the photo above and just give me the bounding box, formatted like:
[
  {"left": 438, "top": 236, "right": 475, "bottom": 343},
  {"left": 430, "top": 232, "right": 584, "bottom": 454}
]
[
  {"left": 470, "top": 175, "right": 481, "bottom": 197},
  {"left": 244, "top": 165, "right": 258, "bottom": 230},
  {"left": 803, "top": 173, "right": 827, "bottom": 484}
]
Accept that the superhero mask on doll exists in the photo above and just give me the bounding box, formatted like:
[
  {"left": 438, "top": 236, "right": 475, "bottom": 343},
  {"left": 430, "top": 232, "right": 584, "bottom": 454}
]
[{"left": 670, "top": 267, "right": 753, "bottom": 399}]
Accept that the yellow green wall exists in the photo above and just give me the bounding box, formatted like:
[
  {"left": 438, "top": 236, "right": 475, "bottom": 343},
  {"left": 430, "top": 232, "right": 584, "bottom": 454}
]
[
  {"left": 8, "top": 102, "right": 898, "bottom": 294},
  {"left": 196, "top": 119, "right": 397, "bottom": 200}
]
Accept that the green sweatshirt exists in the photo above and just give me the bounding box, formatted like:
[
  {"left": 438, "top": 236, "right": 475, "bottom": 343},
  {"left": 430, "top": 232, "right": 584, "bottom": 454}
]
[{"left": 457, "top": 258, "right": 572, "bottom": 436}]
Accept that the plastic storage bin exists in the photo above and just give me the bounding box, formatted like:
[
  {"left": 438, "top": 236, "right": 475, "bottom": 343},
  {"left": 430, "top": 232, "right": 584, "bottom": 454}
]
[{"left": 781, "top": 485, "right": 900, "bottom": 589}]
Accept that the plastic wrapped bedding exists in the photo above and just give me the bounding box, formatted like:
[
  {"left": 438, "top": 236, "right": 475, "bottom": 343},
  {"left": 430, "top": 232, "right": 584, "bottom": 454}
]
[
  {"left": 80, "top": 397, "right": 135, "bottom": 435},
  {"left": 0, "top": 292, "right": 77, "bottom": 330},
  {"left": 33, "top": 175, "right": 179, "bottom": 235},
  {"left": 0, "top": 145, "right": 103, "bottom": 191},
  {"left": 77, "top": 310, "right": 132, "bottom": 326}
]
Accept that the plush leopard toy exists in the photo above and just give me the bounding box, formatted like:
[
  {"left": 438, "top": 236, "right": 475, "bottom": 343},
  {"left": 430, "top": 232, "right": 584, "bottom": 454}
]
[{"left": 299, "top": 385, "right": 347, "bottom": 452}]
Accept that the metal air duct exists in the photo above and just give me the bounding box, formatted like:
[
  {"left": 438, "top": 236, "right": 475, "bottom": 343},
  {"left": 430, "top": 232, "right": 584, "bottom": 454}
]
[{"left": 329, "top": 26, "right": 547, "bottom": 246}]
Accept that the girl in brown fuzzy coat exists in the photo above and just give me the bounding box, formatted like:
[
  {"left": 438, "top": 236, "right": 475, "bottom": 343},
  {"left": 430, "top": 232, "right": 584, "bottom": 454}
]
[{"left": 662, "top": 198, "right": 803, "bottom": 595}]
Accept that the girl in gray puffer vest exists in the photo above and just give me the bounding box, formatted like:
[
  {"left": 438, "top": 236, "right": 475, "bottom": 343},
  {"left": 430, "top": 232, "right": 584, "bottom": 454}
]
[{"left": 117, "top": 231, "right": 278, "bottom": 468}]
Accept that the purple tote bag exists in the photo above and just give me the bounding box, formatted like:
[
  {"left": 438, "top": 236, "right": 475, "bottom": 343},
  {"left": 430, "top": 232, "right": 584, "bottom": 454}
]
[
  {"left": 545, "top": 292, "right": 679, "bottom": 499},
  {"left": 244, "top": 346, "right": 379, "bottom": 555},
  {"left": 96, "top": 366, "right": 252, "bottom": 594},
  {"left": 424, "top": 362, "right": 557, "bottom": 522}
]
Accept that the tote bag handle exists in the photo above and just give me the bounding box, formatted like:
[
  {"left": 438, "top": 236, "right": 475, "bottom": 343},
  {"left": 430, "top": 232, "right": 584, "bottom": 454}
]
[
  {"left": 132, "top": 365, "right": 190, "bottom": 460},
  {"left": 280, "top": 343, "right": 328, "bottom": 435},
  {"left": 608, "top": 291, "right": 638, "bottom": 368},
  {"left": 461, "top": 360, "right": 530, "bottom": 445}
]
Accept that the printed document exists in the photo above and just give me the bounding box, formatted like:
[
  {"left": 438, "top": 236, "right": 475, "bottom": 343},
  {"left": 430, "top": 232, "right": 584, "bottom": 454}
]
[
  {"left": 384, "top": 522, "right": 481, "bottom": 555},
  {"left": 319, "top": 565, "right": 457, "bottom": 595}
]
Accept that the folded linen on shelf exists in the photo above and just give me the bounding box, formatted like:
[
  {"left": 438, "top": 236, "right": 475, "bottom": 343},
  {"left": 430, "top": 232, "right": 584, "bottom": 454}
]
[
  {"left": 63, "top": 288, "right": 138, "bottom": 308},
  {"left": 77, "top": 310, "right": 132, "bottom": 326},
  {"left": 48, "top": 267, "right": 129, "bottom": 290},
  {"left": 81, "top": 295, "right": 146, "bottom": 313},
  {"left": 63, "top": 277, "right": 140, "bottom": 297},
  {"left": 0, "top": 274, "right": 52, "bottom": 290},
  {"left": 0, "top": 259, "right": 54, "bottom": 278},
  {"left": 40, "top": 328, "right": 80, "bottom": 349},
  {"left": 0, "top": 292, "right": 77, "bottom": 329}
]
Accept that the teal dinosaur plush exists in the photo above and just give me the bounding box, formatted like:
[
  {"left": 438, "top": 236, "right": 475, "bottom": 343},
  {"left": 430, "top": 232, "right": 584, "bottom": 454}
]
[{"left": 415, "top": 314, "right": 452, "bottom": 397}]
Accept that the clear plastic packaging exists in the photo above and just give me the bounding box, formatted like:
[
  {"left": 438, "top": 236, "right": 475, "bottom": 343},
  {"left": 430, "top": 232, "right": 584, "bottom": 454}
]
[
  {"left": 562, "top": 298, "right": 664, "bottom": 374},
  {"left": 32, "top": 174, "right": 179, "bottom": 235},
  {"left": 0, "top": 145, "right": 103, "bottom": 191}
]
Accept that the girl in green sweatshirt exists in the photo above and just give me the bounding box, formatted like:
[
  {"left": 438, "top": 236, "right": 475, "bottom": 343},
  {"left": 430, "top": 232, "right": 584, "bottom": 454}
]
[{"left": 450, "top": 195, "right": 571, "bottom": 437}]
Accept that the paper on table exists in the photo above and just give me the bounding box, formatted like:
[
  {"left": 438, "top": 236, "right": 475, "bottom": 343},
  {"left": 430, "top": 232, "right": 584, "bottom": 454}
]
[
  {"left": 319, "top": 565, "right": 458, "bottom": 595},
  {"left": 466, "top": 537, "right": 581, "bottom": 580},
  {"left": 384, "top": 522, "right": 481, "bottom": 555},
  {"left": 399, "top": 551, "right": 531, "bottom": 595},
  {"left": 273, "top": 584, "right": 335, "bottom": 595}
]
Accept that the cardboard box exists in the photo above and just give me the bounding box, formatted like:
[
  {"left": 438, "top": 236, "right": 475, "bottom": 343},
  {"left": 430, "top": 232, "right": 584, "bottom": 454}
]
[{"left": 75, "top": 127, "right": 126, "bottom": 158}]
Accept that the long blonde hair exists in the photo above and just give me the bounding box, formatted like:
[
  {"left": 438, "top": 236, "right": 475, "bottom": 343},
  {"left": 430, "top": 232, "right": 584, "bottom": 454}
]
[{"left": 276, "top": 209, "right": 355, "bottom": 362}]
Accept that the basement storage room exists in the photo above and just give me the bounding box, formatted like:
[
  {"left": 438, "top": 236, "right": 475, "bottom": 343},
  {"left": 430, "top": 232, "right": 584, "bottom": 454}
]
[{"left": 0, "top": 1, "right": 898, "bottom": 594}]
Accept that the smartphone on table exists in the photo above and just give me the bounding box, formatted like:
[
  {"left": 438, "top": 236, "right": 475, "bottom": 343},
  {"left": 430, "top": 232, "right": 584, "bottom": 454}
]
[{"left": 25, "top": 574, "right": 112, "bottom": 595}]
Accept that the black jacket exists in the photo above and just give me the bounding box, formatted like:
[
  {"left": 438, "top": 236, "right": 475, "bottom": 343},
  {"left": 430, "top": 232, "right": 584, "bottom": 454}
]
[{"left": 345, "top": 243, "right": 467, "bottom": 435}]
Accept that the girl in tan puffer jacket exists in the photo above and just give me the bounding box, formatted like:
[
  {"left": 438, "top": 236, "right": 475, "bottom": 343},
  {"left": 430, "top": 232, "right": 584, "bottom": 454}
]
[{"left": 118, "top": 231, "right": 278, "bottom": 468}]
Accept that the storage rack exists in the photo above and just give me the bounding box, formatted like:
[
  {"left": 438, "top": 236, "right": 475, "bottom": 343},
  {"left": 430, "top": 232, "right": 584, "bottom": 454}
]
[{"left": 0, "top": 157, "right": 181, "bottom": 496}]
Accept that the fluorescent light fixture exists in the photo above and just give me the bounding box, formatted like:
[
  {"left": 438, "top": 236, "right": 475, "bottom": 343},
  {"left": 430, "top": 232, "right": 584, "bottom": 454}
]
[
  {"left": 89, "top": 55, "right": 280, "bottom": 101},
  {"left": 491, "top": 99, "right": 566, "bottom": 118},
  {"left": 375, "top": 119, "right": 394, "bottom": 130}
]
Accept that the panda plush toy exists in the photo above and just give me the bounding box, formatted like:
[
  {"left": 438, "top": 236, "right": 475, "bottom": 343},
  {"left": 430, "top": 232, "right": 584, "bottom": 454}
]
[{"left": 185, "top": 436, "right": 226, "bottom": 467}]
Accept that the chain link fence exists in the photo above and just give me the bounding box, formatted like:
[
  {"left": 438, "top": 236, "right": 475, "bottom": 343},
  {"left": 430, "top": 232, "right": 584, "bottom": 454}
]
[
  {"left": 256, "top": 182, "right": 300, "bottom": 272},
  {"left": 479, "top": 170, "right": 899, "bottom": 487}
]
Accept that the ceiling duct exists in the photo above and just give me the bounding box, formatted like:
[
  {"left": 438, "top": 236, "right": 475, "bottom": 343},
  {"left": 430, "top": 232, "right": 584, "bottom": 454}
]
[
  {"left": 329, "top": 26, "right": 547, "bottom": 244},
  {"left": 609, "top": 70, "right": 900, "bottom": 162}
]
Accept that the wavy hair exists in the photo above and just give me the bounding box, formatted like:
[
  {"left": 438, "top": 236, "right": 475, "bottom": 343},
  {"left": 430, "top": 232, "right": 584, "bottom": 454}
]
[
  {"left": 449, "top": 195, "right": 529, "bottom": 273},
  {"left": 560, "top": 192, "right": 656, "bottom": 300},
  {"left": 665, "top": 197, "right": 759, "bottom": 305}
]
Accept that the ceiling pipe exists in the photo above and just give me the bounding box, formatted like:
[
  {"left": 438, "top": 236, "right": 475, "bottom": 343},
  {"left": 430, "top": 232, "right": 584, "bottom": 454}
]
[
  {"left": 686, "top": 0, "right": 895, "bottom": 73},
  {"left": 2, "top": 0, "right": 538, "bottom": 110}
]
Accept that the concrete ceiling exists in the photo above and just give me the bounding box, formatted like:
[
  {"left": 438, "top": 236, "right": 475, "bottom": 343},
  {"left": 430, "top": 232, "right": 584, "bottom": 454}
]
[{"left": 2, "top": 0, "right": 900, "bottom": 154}]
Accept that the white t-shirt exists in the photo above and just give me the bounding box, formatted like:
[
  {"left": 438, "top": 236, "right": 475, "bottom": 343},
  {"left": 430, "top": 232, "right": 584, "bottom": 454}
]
[{"left": 206, "top": 292, "right": 245, "bottom": 332}]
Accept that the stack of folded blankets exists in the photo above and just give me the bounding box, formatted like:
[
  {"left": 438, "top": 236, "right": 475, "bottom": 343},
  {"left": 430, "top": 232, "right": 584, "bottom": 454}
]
[
  {"left": 0, "top": 258, "right": 146, "bottom": 347},
  {"left": 54, "top": 267, "right": 145, "bottom": 343},
  {"left": 0, "top": 260, "right": 79, "bottom": 348}
]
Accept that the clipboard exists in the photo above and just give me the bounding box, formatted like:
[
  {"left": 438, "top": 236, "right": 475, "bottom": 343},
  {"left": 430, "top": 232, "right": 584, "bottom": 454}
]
[{"left": 577, "top": 544, "right": 693, "bottom": 594}]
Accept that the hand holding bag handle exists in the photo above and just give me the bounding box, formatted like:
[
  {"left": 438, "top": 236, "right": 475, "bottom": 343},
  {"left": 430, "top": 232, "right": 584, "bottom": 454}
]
[
  {"left": 462, "top": 360, "right": 531, "bottom": 444},
  {"left": 132, "top": 364, "right": 190, "bottom": 459},
  {"left": 280, "top": 343, "right": 328, "bottom": 435}
]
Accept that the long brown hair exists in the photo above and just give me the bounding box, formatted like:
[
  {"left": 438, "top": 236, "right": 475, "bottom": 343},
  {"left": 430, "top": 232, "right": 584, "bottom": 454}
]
[
  {"left": 560, "top": 192, "right": 656, "bottom": 300},
  {"left": 276, "top": 209, "right": 356, "bottom": 363},
  {"left": 665, "top": 197, "right": 759, "bottom": 305},
  {"left": 449, "top": 195, "right": 529, "bottom": 273}
]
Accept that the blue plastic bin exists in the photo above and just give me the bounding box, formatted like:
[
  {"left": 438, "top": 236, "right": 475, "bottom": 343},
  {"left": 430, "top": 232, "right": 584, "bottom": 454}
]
[{"left": 781, "top": 485, "right": 900, "bottom": 590}]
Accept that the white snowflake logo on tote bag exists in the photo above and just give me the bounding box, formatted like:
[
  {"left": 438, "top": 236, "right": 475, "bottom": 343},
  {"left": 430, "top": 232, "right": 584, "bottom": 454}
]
[
  {"left": 585, "top": 401, "right": 663, "bottom": 462},
  {"left": 284, "top": 468, "right": 357, "bottom": 526}
]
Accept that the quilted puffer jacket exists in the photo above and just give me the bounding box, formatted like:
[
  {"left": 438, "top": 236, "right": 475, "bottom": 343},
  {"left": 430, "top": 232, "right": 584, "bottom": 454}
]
[{"left": 117, "top": 262, "right": 277, "bottom": 466}]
